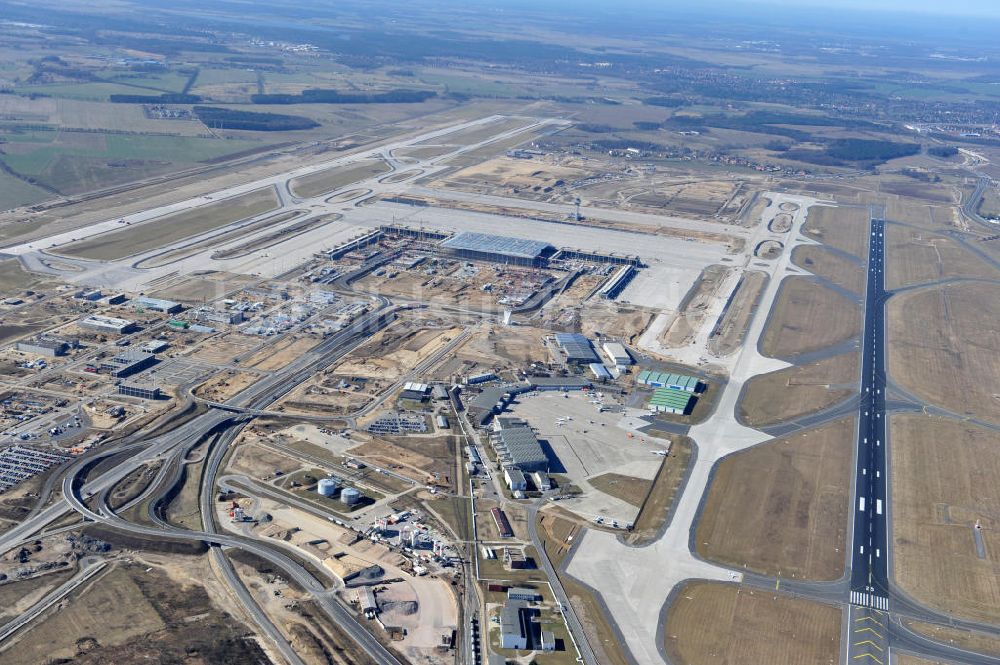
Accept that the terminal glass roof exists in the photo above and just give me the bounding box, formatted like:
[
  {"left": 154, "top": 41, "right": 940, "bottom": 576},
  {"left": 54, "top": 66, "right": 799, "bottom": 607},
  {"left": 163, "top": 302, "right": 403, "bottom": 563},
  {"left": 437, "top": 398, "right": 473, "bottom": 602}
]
[{"left": 440, "top": 231, "right": 553, "bottom": 259}]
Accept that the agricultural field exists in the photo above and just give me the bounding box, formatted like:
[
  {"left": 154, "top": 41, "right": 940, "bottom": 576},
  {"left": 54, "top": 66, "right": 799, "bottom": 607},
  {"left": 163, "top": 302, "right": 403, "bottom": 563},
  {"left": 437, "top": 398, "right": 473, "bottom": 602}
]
[
  {"left": 891, "top": 414, "right": 1000, "bottom": 624},
  {"left": 760, "top": 277, "right": 861, "bottom": 359},
  {"left": 58, "top": 186, "right": 279, "bottom": 260},
  {"left": 664, "top": 582, "right": 841, "bottom": 665},
  {"left": 695, "top": 418, "right": 853, "bottom": 580},
  {"left": 888, "top": 281, "right": 1000, "bottom": 424}
]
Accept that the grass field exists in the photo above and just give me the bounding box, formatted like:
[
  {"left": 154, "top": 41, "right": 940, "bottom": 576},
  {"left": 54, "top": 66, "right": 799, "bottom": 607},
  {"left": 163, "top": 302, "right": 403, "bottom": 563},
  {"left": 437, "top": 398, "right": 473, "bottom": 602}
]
[
  {"left": 664, "top": 582, "right": 841, "bottom": 665},
  {"left": 288, "top": 158, "right": 391, "bottom": 198},
  {"left": 886, "top": 224, "right": 1000, "bottom": 289},
  {"left": 802, "top": 204, "right": 870, "bottom": 259},
  {"left": 0, "top": 258, "right": 55, "bottom": 296},
  {"left": 739, "top": 352, "right": 858, "bottom": 426},
  {"left": 891, "top": 414, "right": 1000, "bottom": 624},
  {"left": 624, "top": 437, "right": 693, "bottom": 546},
  {"left": 59, "top": 186, "right": 279, "bottom": 260},
  {"left": 695, "top": 418, "right": 853, "bottom": 580},
  {"left": 0, "top": 171, "right": 52, "bottom": 211},
  {"left": 760, "top": 277, "right": 861, "bottom": 359},
  {"left": 976, "top": 185, "right": 1000, "bottom": 220},
  {"left": 888, "top": 281, "right": 1000, "bottom": 424},
  {"left": 588, "top": 473, "right": 651, "bottom": 507},
  {"left": 906, "top": 621, "right": 1000, "bottom": 658},
  {"left": 791, "top": 245, "right": 865, "bottom": 294}
]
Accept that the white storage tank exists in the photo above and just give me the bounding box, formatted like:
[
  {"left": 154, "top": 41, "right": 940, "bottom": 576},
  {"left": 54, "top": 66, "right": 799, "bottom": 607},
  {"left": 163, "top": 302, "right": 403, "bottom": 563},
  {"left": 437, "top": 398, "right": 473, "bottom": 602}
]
[
  {"left": 340, "top": 487, "right": 362, "bottom": 506},
  {"left": 317, "top": 477, "right": 340, "bottom": 497}
]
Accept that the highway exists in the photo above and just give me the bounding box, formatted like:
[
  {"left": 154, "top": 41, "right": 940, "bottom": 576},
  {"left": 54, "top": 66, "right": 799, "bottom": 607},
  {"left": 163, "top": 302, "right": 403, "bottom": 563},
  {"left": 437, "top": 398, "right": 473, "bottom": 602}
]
[{"left": 849, "top": 205, "right": 890, "bottom": 612}]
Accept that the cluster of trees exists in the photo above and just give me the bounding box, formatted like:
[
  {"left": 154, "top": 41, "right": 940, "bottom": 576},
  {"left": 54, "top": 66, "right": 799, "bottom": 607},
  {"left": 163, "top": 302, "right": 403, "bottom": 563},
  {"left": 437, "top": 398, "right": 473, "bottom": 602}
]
[
  {"left": 783, "top": 139, "right": 920, "bottom": 167},
  {"left": 250, "top": 88, "right": 435, "bottom": 105},
  {"left": 928, "top": 145, "right": 959, "bottom": 158},
  {"left": 109, "top": 93, "right": 201, "bottom": 103},
  {"left": 192, "top": 106, "right": 319, "bottom": 131}
]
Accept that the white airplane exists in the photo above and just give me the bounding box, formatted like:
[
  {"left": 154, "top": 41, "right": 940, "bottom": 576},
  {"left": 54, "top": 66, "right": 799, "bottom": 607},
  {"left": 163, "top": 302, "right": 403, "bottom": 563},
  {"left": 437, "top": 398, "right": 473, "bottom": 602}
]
[{"left": 651, "top": 450, "right": 668, "bottom": 457}]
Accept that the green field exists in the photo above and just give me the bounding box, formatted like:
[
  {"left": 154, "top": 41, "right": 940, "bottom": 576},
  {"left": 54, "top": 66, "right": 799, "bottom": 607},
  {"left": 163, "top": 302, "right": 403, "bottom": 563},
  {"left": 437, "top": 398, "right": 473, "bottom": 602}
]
[
  {"left": 0, "top": 171, "right": 52, "bottom": 211},
  {"left": 0, "top": 132, "right": 264, "bottom": 194},
  {"left": 58, "top": 186, "right": 280, "bottom": 260}
]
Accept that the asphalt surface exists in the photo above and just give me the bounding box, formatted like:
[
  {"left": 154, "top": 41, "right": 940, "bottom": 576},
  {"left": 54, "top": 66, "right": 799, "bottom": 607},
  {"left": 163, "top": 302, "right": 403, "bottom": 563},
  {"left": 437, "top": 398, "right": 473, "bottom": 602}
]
[{"left": 849, "top": 207, "right": 890, "bottom": 612}]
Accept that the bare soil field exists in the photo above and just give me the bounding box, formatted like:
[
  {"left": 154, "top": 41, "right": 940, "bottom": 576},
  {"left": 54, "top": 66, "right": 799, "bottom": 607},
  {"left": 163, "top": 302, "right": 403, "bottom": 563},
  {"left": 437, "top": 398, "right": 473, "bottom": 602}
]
[
  {"left": 624, "top": 437, "right": 692, "bottom": 546},
  {"left": 884, "top": 200, "right": 959, "bottom": 231},
  {"left": 709, "top": 270, "right": 768, "bottom": 357},
  {"left": 661, "top": 265, "right": 732, "bottom": 348},
  {"left": 185, "top": 332, "right": 260, "bottom": 363},
  {"left": 803, "top": 205, "right": 870, "bottom": 259},
  {"left": 1, "top": 558, "right": 267, "bottom": 665},
  {"left": 696, "top": 418, "right": 853, "bottom": 580},
  {"left": 440, "top": 156, "right": 588, "bottom": 199},
  {"left": 148, "top": 271, "right": 257, "bottom": 303},
  {"left": 58, "top": 186, "right": 280, "bottom": 261},
  {"left": 891, "top": 414, "right": 1000, "bottom": 624},
  {"left": 0, "top": 259, "right": 58, "bottom": 297},
  {"left": 886, "top": 224, "right": 1000, "bottom": 289},
  {"left": 664, "top": 581, "right": 841, "bottom": 665},
  {"left": 791, "top": 245, "right": 865, "bottom": 295},
  {"left": 243, "top": 335, "right": 319, "bottom": 371},
  {"left": 288, "top": 158, "right": 391, "bottom": 198},
  {"left": 888, "top": 282, "right": 1000, "bottom": 423},
  {"left": 739, "top": 352, "right": 858, "bottom": 427},
  {"left": 760, "top": 277, "right": 861, "bottom": 359},
  {"left": 228, "top": 442, "right": 303, "bottom": 480},
  {"left": 193, "top": 370, "right": 259, "bottom": 402},
  {"left": 575, "top": 303, "right": 655, "bottom": 346}
]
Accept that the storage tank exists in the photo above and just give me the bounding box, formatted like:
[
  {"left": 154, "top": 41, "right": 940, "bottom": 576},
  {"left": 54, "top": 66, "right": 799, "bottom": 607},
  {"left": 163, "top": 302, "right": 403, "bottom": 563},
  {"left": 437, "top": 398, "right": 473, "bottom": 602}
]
[
  {"left": 317, "top": 477, "right": 340, "bottom": 497},
  {"left": 340, "top": 487, "right": 362, "bottom": 506}
]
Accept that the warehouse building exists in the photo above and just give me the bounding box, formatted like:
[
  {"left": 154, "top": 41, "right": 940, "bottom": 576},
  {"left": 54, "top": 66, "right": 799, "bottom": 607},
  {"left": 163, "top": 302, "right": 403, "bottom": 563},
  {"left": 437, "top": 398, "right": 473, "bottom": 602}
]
[
  {"left": 529, "top": 376, "right": 593, "bottom": 391},
  {"left": 602, "top": 341, "right": 633, "bottom": 366},
  {"left": 400, "top": 381, "right": 431, "bottom": 401},
  {"left": 491, "top": 417, "right": 549, "bottom": 472},
  {"left": 195, "top": 308, "right": 244, "bottom": 325},
  {"left": 648, "top": 387, "right": 694, "bottom": 415},
  {"left": 468, "top": 383, "right": 532, "bottom": 425},
  {"left": 499, "top": 602, "right": 529, "bottom": 650},
  {"left": 439, "top": 231, "right": 555, "bottom": 267},
  {"left": 553, "top": 333, "right": 599, "bottom": 364},
  {"left": 118, "top": 383, "right": 163, "bottom": 400},
  {"left": 503, "top": 467, "right": 527, "bottom": 492},
  {"left": 435, "top": 414, "right": 450, "bottom": 429},
  {"left": 589, "top": 363, "right": 612, "bottom": 381},
  {"left": 106, "top": 293, "right": 128, "bottom": 305},
  {"left": 16, "top": 337, "right": 76, "bottom": 357},
  {"left": 136, "top": 296, "right": 182, "bottom": 314},
  {"left": 80, "top": 315, "right": 134, "bottom": 335},
  {"left": 598, "top": 264, "right": 636, "bottom": 300},
  {"left": 507, "top": 587, "right": 542, "bottom": 603},
  {"left": 638, "top": 370, "right": 700, "bottom": 392},
  {"left": 100, "top": 350, "right": 155, "bottom": 378}
]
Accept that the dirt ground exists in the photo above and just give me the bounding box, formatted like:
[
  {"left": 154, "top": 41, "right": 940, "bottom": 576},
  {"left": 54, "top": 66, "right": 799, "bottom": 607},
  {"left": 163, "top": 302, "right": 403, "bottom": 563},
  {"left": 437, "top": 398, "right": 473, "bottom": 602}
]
[
  {"left": 696, "top": 418, "right": 854, "bottom": 580},
  {"left": 193, "top": 369, "right": 260, "bottom": 402},
  {"left": 739, "top": 352, "right": 858, "bottom": 426},
  {"left": 886, "top": 224, "right": 1000, "bottom": 289},
  {"left": 228, "top": 442, "right": 304, "bottom": 480},
  {"left": 760, "top": 277, "right": 861, "bottom": 359},
  {"left": 891, "top": 414, "right": 1000, "bottom": 624},
  {"left": 791, "top": 245, "right": 865, "bottom": 295},
  {"left": 802, "top": 204, "right": 870, "bottom": 259},
  {"left": 663, "top": 582, "right": 841, "bottom": 665},
  {"left": 574, "top": 302, "right": 655, "bottom": 346},
  {"left": 288, "top": 158, "right": 391, "bottom": 198},
  {"left": 185, "top": 331, "right": 260, "bottom": 363},
  {"left": 243, "top": 334, "right": 320, "bottom": 371},
  {"left": 888, "top": 281, "right": 1000, "bottom": 424},
  {"left": 333, "top": 321, "right": 464, "bottom": 381},
  {"left": 708, "top": 270, "right": 768, "bottom": 357},
  {"left": 661, "top": 265, "right": 732, "bottom": 348},
  {"left": 0, "top": 556, "right": 267, "bottom": 665}
]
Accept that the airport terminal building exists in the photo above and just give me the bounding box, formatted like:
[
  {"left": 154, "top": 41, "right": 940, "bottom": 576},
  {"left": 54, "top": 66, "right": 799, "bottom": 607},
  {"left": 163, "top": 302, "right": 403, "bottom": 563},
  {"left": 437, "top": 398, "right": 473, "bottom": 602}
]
[{"left": 439, "top": 231, "right": 556, "bottom": 267}]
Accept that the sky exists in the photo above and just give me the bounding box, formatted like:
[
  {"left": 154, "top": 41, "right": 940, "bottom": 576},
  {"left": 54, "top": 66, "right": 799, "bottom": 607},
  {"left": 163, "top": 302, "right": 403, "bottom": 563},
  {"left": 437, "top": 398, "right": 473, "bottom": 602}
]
[{"left": 734, "top": 0, "right": 1000, "bottom": 18}]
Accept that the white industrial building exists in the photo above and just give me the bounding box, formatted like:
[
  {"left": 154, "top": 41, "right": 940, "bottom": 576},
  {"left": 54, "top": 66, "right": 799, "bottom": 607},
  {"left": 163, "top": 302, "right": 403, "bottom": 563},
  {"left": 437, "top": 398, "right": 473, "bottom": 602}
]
[
  {"left": 504, "top": 467, "right": 527, "bottom": 492},
  {"left": 80, "top": 315, "right": 134, "bottom": 334},
  {"left": 602, "top": 341, "right": 633, "bottom": 366},
  {"left": 498, "top": 602, "right": 529, "bottom": 650}
]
